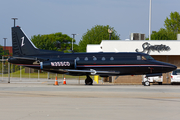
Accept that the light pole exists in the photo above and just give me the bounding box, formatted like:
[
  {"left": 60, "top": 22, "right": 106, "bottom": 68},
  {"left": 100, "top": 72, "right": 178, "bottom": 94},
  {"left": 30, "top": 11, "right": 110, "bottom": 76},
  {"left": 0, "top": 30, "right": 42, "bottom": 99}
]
[
  {"left": 3, "top": 38, "right": 10, "bottom": 83},
  {"left": 2, "top": 38, "right": 7, "bottom": 82},
  {"left": 3, "top": 38, "right": 7, "bottom": 54},
  {"left": 71, "top": 34, "right": 77, "bottom": 51},
  {"left": 108, "top": 29, "right": 113, "bottom": 40},
  {"left": 11, "top": 18, "right": 18, "bottom": 27},
  {"left": 108, "top": 29, "right": 113, "bottom": 83},
  {"left": 149, "top": 0, "right": 152, "bottom": 40},
  {"left": 3, "top": 38, "right": 7, "bottom": 64}
]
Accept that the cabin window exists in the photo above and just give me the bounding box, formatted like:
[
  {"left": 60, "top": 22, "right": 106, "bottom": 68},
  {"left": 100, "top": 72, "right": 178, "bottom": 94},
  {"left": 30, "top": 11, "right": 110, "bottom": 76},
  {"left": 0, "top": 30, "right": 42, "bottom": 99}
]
[
  {"left": 84, "top": 57, "right": 88, "bottom": 61},
  {"left": 93, "top": 56, "right": 97, "bottom": 61},
  {"left": 102, "top": 57, "right": 105, "bottom": 61},
  {"left": 110, "top": 57, "right": 114, "bottom": 61},
  {"left": 137, "top": 56, "right": 141, "bottom": 60},
  {"left": 76, "top": 57, "right": 80, "bottom": 61}
]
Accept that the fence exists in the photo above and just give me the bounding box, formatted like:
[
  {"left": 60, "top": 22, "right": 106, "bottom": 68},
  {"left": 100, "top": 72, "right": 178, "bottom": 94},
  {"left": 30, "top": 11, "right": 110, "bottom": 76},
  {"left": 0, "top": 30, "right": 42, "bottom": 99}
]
[{"left": 0, "top": 58, "right": 103, "bottom": 84}]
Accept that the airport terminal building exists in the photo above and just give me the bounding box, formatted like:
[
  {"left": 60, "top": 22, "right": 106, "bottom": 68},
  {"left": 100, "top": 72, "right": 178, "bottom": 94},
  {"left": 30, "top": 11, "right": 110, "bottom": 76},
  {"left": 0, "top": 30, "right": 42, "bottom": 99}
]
[{"left": 87, "top": 40, "right": 180, "bottom": 84}]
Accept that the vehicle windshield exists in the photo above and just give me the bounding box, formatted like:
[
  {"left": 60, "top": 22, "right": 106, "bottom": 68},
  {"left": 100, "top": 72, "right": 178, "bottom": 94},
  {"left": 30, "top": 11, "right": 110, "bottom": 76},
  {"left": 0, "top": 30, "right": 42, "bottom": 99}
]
[
  {"left": 172, "top": 69, "right": 180, "bottom": 75},
  {"left": 142, "top": 55, "right": 154, "bottom": 60}
]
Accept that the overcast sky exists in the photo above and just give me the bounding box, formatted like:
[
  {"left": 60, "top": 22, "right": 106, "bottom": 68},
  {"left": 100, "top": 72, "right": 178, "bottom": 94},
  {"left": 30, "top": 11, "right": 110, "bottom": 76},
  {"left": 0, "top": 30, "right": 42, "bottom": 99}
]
[{"left": 0, "top": 0, "right": 180, "bottom": 46}]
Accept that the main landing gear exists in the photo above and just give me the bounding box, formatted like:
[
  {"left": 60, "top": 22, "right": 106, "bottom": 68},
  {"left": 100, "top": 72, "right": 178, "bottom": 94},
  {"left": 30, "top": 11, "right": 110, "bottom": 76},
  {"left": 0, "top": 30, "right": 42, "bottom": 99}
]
[{"left": 85, "top": 75, "right": 93, "bottom": 85}]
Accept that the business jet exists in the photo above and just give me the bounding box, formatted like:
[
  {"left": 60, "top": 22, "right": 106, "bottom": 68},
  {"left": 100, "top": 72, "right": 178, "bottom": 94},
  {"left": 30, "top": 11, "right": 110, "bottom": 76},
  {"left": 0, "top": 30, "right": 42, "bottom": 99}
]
[{"left": 8, "top": 26, "right": 177, "bottom": 85}]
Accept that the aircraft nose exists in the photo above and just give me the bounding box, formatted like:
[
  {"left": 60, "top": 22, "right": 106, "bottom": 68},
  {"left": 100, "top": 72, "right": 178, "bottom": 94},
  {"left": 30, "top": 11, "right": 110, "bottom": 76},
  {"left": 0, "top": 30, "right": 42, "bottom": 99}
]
[
  {"left": 170, "top": 64, "right": 177, "bottom": 71},
  {"left": 163, "top": 63, "right": 177, "bottom": 72}
]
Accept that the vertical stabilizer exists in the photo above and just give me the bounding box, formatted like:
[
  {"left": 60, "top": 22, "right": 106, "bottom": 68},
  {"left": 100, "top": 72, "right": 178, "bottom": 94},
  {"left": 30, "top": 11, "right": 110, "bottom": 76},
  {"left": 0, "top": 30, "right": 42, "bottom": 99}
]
[{"left": 12, "top": 26, "right": 38, "bottom": 56}]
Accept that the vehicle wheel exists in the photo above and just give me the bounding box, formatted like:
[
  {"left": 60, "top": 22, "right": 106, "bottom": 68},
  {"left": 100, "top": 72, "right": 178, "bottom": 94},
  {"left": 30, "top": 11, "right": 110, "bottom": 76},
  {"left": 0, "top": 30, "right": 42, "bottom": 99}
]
[
  {"left": 158, "top": 82, "right": 162, "bottom": 85},
  {"left": 144, "top": 81, "right": 150, "bottom": 86}
]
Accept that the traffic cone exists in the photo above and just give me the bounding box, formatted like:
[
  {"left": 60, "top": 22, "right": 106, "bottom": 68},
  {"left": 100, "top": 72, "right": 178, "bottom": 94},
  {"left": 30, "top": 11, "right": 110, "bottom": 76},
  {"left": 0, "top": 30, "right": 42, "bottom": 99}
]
[
  {"left": 63, "top": 77, "right": 66, "bottom": 84},
  {"left": 54, "top": 76, "right": 58, "bottom": 85}
]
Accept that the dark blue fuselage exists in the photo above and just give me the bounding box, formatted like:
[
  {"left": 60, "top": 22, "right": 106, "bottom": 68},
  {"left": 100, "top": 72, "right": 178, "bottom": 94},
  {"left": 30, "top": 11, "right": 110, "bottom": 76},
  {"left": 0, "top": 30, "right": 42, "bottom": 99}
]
[{"left": 8, "top": 52, "right": 177, "bottom": 76}]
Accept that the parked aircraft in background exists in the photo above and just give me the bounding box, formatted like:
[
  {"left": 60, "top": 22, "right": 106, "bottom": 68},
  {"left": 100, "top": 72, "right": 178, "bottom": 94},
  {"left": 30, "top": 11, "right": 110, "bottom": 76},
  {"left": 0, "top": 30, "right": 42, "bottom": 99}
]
[{"left": 8, "top": 26, "right": 177, "bottom": 85}]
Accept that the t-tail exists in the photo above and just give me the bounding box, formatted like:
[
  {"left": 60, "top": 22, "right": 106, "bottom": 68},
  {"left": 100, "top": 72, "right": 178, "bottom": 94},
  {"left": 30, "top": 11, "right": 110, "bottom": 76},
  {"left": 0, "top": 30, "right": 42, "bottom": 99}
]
[{"left": 11, "top": 26, "right": 58, "bottom": 57}]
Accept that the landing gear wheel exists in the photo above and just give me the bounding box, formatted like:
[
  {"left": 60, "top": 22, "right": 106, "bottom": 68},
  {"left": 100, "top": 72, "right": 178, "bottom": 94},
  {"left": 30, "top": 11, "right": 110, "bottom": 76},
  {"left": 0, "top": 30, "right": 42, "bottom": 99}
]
[
  {"left": 144, "top": 81, "right": 150, "bottom": 86},
  {"left": 85, "top": 79, "right": 93, "bottom": 85},
  {"left": 85, "top": 75, "right": 93, "bottom": 85},
  {"left": 158, "top": 82, "right": 162, "bottom": 85}
]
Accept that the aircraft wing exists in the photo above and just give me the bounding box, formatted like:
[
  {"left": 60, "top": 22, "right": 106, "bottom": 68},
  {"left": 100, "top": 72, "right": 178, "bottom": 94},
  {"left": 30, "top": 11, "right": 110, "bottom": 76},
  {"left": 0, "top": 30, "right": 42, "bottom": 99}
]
[{"left": 59, "top": 69, "right": 120, "bottom": 75}]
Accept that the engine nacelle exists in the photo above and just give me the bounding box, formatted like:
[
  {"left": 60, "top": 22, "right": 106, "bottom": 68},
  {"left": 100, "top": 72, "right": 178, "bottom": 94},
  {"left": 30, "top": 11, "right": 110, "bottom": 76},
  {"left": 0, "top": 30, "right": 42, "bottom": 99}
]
[{"left": 40, "top": 59, "right": 75, "bottom": 69}]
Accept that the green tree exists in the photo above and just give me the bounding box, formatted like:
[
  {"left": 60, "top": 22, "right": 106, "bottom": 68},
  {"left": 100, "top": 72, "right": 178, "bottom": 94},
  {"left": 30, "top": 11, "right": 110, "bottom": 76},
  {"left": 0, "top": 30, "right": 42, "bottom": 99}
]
[
  {"left": 147, "top": 12, "right": 180, "bottom": 40},
  {"left": 79, "top": 25, "right": 120, "bottom": 52},
  {"left": 149, "top": 28, "right": 176, "bottom": 40},
  {"left": 0, "top": 45, "right": 10, "bottom": 59},
  {"left": 164, "top": 11, "right": 180, "bottom": 33},
  {"left": 31, "top": 32, "right": 79, "bottom": 52}
]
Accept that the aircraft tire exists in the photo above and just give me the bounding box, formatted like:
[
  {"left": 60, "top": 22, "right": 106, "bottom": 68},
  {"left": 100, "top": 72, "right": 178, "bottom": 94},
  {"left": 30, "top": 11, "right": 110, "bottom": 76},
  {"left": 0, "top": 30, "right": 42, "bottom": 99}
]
[
  {"left": 85, "top": 77, "right": 93, "bottom": 85},
  {"left": 158, "top": 82, "right": 162, "bottom": 85},
  {"left": 144, "top": 81, "right": 150, "bottom": 86}
]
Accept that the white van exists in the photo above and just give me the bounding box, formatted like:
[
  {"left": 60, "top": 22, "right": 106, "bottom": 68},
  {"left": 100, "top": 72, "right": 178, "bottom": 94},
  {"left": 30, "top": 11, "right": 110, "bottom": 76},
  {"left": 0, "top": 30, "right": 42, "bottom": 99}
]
[
  {"left": 171, "top": 69, "right": 180, "bottom": 84},
  {"left": 142, "top": 74, "right": 163, "bottom": 86}
]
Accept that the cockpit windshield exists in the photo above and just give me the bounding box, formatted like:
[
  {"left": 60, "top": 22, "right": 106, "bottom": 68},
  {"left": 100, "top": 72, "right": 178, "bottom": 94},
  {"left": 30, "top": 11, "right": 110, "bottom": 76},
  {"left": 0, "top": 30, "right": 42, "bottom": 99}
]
[
  {"left": 143, "top": 55, "right": 154, "bottom": 60},
  {"left": 137, "top": 55, "right": 154, "bottom": 60}
]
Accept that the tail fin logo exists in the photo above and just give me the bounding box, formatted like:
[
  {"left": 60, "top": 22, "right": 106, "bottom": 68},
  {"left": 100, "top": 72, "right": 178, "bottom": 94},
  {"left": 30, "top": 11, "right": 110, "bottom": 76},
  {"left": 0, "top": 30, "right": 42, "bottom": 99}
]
[{"left": 21, "top": 37, "right": 25, "bottom": 47}]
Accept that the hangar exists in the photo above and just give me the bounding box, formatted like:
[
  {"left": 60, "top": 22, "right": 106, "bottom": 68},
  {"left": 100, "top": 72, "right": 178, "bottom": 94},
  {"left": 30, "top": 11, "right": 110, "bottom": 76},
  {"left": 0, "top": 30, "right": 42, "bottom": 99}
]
[{"left": 87, "top": 40, "right": 180, "bottom": 84}]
